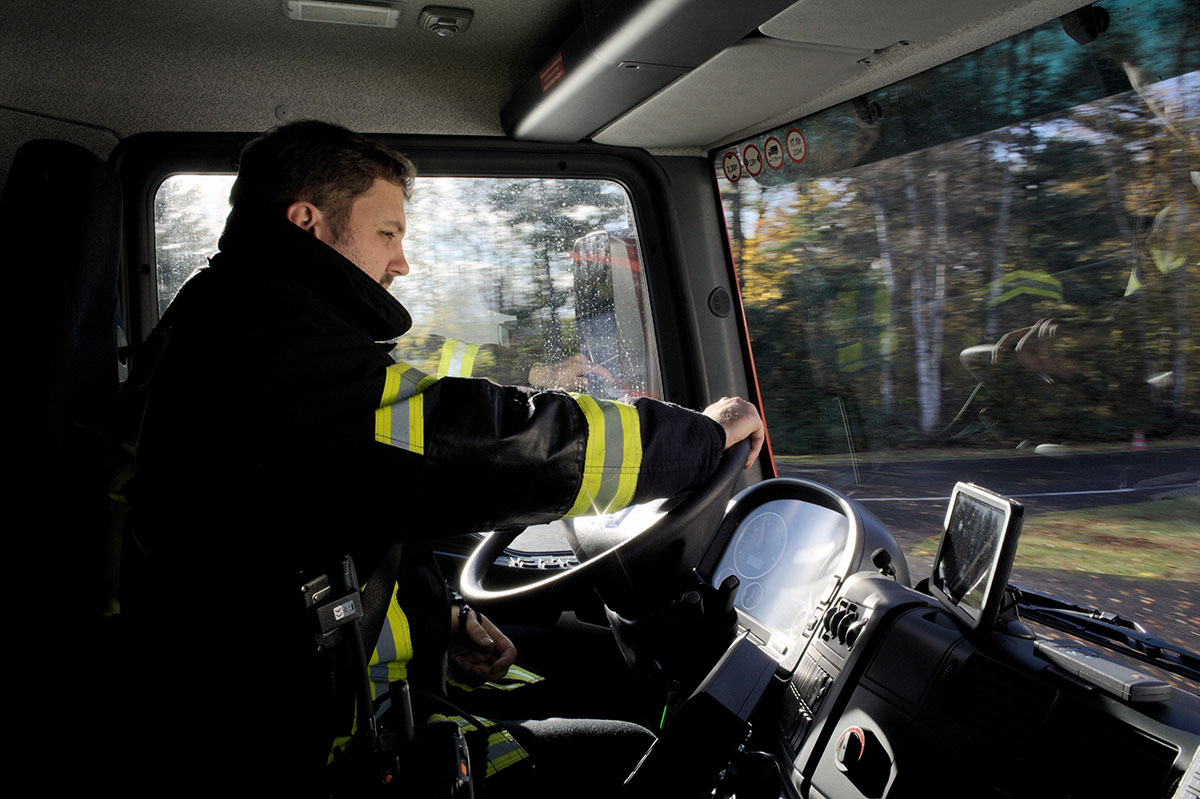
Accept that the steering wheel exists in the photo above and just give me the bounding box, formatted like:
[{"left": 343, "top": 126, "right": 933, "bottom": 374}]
[{"left": 459, "top": 440, "right": 751, "bottom": 617}]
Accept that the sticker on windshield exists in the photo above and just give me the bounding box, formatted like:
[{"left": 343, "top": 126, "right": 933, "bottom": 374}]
[
  {"left": 742, "top": 144, "right": 763, "bottom": 177},
  {"left": 764, "top": 136, "right": 784, "bottom": 170},
  {"left": 722, "top": 151, "right": 742, "bottom": 182},
  {"left": 786, "top": 129, "right": 807, "bottom": 163}
]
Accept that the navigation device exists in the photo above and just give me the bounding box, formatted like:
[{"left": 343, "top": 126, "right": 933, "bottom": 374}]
[{"left": 929, "top": 483, "right": 1023, "bottom": 636}]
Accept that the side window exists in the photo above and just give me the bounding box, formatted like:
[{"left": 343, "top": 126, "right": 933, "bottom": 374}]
[{"left": 153, "top": 174, "right": 661, "bottom": 401}]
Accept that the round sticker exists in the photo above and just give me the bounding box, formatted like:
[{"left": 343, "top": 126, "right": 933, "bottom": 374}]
[
  {"left": 722, "top": 151, "right": 741, "bottom": 183},
  {"left": 764, "top": 136, "right": 784, "bottom": 170},
  {"left": 786, "top": 129, "right": 807, "bottom": 163},
  {"left": 743, "top": 144, "right": 763, "bottom": 177}
]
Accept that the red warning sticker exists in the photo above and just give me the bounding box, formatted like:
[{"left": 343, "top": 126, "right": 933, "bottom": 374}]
[
  {"left": 722, "top": 151, "right": 741, "bottom": 182},
  {"left": 540, "top": 53, "right": 566, "bottom": 93},
  {"left": 743, "top": 144, "right": 763, "bottom": 177},
  {"left": 786, "top": 128, "right": 807, "bottom": 163},
  {"left": 764, "top": 136, "right": 784, "bottom": 170}
]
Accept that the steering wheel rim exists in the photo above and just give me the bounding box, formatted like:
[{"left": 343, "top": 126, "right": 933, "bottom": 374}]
[{"left": 459, "top": 439, "right": 751, "bottom": 616}]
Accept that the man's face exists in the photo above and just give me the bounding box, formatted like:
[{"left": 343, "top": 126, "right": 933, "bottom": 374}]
[{"left": 319, "top": 178, "right": 411, "bottom": 290}]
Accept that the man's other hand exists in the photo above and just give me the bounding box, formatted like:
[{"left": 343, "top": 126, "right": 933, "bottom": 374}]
[
  {"left": 448, "top": 607, "right": 518, "bottom": 686},
  {"left": 702, "top": 396, "right": 764, "bottom": 470},
  {"left": 528, "top": 354, "right": 615, "bottom": 391},
  {"left": 992, "top": 317, "right": 1101, "bottom": 382}
]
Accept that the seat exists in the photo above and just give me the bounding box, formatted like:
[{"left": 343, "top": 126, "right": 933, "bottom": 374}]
[{"left": 3, "top": 138, "right": 124, "bottom": 623}]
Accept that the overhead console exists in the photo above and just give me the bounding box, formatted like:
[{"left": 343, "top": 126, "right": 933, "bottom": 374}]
[
  {"left": 503, "top": 0, "right": 1091, "bottom": 148},
  {"left": 501, "top": 0, "right": 797, "bottom": 142}
]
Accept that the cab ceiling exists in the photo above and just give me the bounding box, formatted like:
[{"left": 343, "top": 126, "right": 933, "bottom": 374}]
[
  {"left": 0, "top": 0, "right": 581, "bottom": 141},
  {"left": 0, "top": 0, "right": 1092, "bottom": 159}
]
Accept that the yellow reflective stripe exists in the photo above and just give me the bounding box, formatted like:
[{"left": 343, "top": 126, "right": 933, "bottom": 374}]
[
  {"left": 376, "top": 362, "right": 435, "bottom": 453},
  {"left": 426, "top": 714, "right": 529, "bottom": 777},
  {"left": 566, "top": 395, "right": 606, "bottom": 517},
  {"left": 612, "top": 401, "right": 642, "bottom": 511},
  {"left": 408, "top": 393, "right": 425, "bottom": 454},
  {"left": 367, "top": 587, "right": 413, "bottom": 699},
  {"left": 437, "top": 339, "right": 482, "bottom": 378},
  {"left": 460, "top": 343, "right": 479, "bottom": 377},
  {"left": 446, "top": 664, "right": 545, "bottom": 693},
  {"left": 379, "top": 361, "right": 431, "bottom": 405},
  {"left": 437, "top": 339, "right": 457, "bottom": 378},
  {"left": 565, "top": 395, "right": 643, "bottom": 518},
  {"left": 483, "top": 731, "right": 527, "bottom": 775},
  {"left": 504, "top": 664, "right": 542, "bottom": 684},
  {"left": 329, "top": 734, "right": 353, "bottom": 763}
]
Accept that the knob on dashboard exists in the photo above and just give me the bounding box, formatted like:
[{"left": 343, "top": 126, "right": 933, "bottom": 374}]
[
  {"left": 834, "top": 725, "right": 890, "bottom": 794},
  {"left": 835, "top": 726, "right": 868, "bottom": 770}
]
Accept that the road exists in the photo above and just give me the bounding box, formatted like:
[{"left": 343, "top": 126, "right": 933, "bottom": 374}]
[{"left": 776, "top": 446, "right": 1197, "bottom": 521}]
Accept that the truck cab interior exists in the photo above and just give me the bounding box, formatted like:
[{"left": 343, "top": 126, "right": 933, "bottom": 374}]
[{"left": 5, "top": 1, "right": 1199, "bottom": 797}]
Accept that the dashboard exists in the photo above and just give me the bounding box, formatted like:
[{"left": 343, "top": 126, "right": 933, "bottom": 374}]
[
  {"left": 710, "top": 498, "right": 849, "bottom": 648},
  {"left": 687, "top": 479, "right": 1200, "bottom": 799}
]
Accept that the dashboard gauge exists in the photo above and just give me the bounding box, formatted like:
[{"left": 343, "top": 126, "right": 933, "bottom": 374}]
[
  {"left": 733, "top": 511, "right": 788, "bottom": 579},
  {"left": 740, "top": 581, "right": 764, "bottom": 610}
]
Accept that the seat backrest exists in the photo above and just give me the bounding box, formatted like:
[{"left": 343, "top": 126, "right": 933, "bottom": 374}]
[{"left": 3, "top": 138, "right": 124, "bottom": 621}]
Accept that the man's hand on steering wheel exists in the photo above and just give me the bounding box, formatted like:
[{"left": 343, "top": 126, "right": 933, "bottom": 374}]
[{"left": 703, "top": 396, "right": 764, "bottom": 470}]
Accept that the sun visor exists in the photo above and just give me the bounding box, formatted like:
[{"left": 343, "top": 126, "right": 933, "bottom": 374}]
[
  {"left": 501, "top": 0, "right": 797, "bottom": 143},
  {"left": 758, "top": 0, "right": 1020, "bottom": 50},
  {"left": 594, "top": 37, "right": 869, "bottom": 149}
]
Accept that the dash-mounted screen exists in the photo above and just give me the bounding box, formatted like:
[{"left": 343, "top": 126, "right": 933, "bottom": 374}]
[{"left": 929, "top": 483, "right": 1023, "bottom": 636}]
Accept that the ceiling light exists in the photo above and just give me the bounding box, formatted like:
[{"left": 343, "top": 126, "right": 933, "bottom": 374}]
[
  {"left": 419, "top": 7, "right": 473, "bottom": 38},
  {"left": 283, "top": 1, "right": 404, "bottom": 28}
]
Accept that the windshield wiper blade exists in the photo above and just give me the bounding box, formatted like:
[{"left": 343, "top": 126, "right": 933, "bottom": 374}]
[
  {"left": 1011, "top": 584, "right": 1145, "bottom": 632},
  {"left": 1011, "top": 586, "right": 1200, "bottom": 682}
]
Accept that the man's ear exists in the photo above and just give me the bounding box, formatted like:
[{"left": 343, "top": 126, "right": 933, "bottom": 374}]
[{"left": 285, "top": 201, "right": 329, "bottom": 240}]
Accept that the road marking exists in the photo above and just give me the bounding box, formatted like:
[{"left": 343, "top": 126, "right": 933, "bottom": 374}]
[
  {"left": 856, "top": 482, "right": 1197, "bottom": 503},
  {"left": 777, "top": 446, "right": 1197, "bottom": 467}
]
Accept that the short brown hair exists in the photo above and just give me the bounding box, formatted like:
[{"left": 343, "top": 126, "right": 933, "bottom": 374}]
[{"left": 224, "top": 120, "right": 416, "bottom": 239}]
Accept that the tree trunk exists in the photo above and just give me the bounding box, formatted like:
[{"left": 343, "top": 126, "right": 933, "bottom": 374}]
[
  {"left": 867, "top": 180, "right": 895, "bottom": 416},
  {"left": 904, "top": 160, "right": 938, "bottom": 435},
  {"left": 1170, "top": 151, "right": 1190, "bottom": 414},
  {"left": 987, "top": 156, "right": 1014, "bottom": 340}
]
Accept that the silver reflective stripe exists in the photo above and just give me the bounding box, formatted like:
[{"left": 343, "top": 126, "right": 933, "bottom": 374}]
[
  {"left": 437, "top": 339, "right": 480, "bottom": 378},
  {"left": 565, "top": 395, "right": 642, "bottom": 517},
  {"left": 376, "top": 362, "right": 435, "bottom": 453},
  {"left": 381, "top": 361, "right": 434, "bottom": 403},
  {"left": 594, "top": 399, "right": 629, "bottom": 512},
  {"left": 427, "top": 714, "right": 529, "bottom": 776},
  {"left": 369, "top": 615, "right": 398, "bottom": 696},
  {"left": 378, "top": 395, "right": 424, "bottom": 454}
]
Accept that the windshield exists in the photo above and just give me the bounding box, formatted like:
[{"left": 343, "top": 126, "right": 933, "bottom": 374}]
[{"left": 717, "top": 0, "right": 1198, "bottom": 689}]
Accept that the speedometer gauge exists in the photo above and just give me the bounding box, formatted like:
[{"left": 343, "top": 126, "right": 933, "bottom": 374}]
[{"left": 733, "top": 511, "right": 787, "bottom": 578}]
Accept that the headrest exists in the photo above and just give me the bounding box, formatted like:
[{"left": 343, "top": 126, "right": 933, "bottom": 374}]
[{"left": 2, "top": 138, "right": 124, "bottom": 429}]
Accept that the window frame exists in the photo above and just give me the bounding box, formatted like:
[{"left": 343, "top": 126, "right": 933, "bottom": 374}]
[{"left": 113, "top": 133, "right": 713, "bottom": 409}]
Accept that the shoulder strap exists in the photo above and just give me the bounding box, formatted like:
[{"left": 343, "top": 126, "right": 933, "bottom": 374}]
[{"left": 361, "top": 542, "right": 404, "bottom": 653}]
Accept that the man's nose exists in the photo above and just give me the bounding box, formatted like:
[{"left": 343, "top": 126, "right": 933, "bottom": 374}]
[{"left": 391, "top": 250, "right": 410, "bottom": 277}]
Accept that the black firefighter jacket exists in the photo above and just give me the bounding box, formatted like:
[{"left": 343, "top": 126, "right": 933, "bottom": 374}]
[{"left": 131, "top": 218, "right": 727, "bottom": 790}]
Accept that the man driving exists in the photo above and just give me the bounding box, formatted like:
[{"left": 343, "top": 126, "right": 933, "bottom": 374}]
[{"left": 134, "top": 120, "right": 763, "bottom": 796}]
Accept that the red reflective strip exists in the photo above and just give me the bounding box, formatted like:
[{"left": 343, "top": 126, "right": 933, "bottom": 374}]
[{"left": 540, "top": 53, "right": 565, "bottom": 93}]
